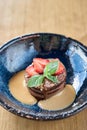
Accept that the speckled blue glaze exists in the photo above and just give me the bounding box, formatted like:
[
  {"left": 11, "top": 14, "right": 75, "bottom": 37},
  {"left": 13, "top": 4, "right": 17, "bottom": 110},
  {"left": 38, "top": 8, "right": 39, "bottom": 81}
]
[{"left": 0, "top": 33, "right": 87, "bottom": 120}]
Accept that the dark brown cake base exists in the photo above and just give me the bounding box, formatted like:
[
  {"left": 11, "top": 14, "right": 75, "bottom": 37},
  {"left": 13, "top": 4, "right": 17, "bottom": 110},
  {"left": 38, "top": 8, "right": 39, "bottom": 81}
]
[{"left": 25, "top": 71, "right": 66, "bottom": 100}]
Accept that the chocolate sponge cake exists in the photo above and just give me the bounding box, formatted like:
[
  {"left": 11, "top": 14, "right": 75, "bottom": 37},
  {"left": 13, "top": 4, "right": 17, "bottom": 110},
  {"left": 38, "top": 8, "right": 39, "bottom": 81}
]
[{"left": 25, "top": 58, "right": 66, "bottom": 100}]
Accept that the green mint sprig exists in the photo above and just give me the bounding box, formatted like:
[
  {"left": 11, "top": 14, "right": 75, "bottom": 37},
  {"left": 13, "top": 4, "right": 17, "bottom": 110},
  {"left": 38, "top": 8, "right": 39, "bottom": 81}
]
[{"left": 28, "top": 61, "right": 59, "bottom": 88}]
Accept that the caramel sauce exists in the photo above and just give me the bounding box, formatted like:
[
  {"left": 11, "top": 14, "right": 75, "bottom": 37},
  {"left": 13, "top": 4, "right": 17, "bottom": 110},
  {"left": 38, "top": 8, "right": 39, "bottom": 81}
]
[
  {"left": 9, "top": 70, "right": 37, "bottom": 105},
  {"left": 38, "top": 84, "right": 76, "bottom": 110},
  {"left": 9, "top": 71, "right": 76, "bottom": 110}
]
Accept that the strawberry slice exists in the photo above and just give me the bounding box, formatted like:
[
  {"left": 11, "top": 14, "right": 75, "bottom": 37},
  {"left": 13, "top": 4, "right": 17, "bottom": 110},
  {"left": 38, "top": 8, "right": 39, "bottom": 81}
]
[
  {"left": 33, "top": 58, "right": 49, "bottom": 68},
  {"left": 55, "top": 62, "right": 65, "bottom": 75},
  {"left": 50, "top": 58, "right": 65, "bottom": 75},
  {"left": 33, "top": 61, "right": 44, "bottom": 73},
  {"left": 25, "top": 65, "right": 38, "bottom": 77}
]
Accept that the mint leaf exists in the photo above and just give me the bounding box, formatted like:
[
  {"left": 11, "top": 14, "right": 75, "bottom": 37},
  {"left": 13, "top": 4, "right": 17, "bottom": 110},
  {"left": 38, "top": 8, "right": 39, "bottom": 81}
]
[
  {"left": 46, "top": 75, "right": 59, "bottom": 83},
  {"left": 28, "top": 75, "right": 44, "bottom": 88},
  {"left": 44, "top": 61, "right": 58, "bottom": 75}
]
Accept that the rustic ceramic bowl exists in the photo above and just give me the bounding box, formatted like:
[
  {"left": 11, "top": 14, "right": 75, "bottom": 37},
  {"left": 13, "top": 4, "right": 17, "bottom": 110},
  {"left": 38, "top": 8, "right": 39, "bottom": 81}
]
[{"left": 0, "top": 33, "right": 87, "bottom": 120}]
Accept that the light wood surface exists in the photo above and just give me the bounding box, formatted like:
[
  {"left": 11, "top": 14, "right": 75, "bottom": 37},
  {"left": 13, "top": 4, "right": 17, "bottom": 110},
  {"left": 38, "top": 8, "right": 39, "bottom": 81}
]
[{"left": 0, "top": 0, "right": 87, "bottom": 130}]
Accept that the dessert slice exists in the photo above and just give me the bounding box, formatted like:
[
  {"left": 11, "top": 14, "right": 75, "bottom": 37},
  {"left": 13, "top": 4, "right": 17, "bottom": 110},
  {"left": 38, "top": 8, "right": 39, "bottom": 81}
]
[{"left": 25, "top": 58, "right": 66, "bottom": 100}]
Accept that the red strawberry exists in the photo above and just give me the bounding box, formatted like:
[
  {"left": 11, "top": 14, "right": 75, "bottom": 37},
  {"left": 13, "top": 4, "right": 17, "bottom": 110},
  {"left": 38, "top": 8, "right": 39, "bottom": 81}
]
[
  {"left": 49, "top": 58, "right": 65, "bottom": 75},
  {"left": 33, "top": 61, "right": 44, "bottom": 73},
  {"left": 25, "top": 65, "right": 38, "bottom": 77},
  {"left": 55, "top": 62, "right": 65, "bottom": 75},
  {"left": 33, "top": 58, "right": 49, "bottom": 68}
]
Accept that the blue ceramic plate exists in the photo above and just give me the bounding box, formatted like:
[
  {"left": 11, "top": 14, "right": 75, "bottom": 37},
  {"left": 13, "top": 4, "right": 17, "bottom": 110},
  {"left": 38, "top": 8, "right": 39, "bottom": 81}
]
[{"left": 0, "top": 33, "right": 87, "bottom": 120}]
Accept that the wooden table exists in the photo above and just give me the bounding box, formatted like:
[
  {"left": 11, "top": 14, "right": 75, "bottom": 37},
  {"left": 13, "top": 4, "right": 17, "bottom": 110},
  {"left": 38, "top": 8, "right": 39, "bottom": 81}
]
[{"left": 0, "top": 0, "right": 87, "bottom": 130}]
